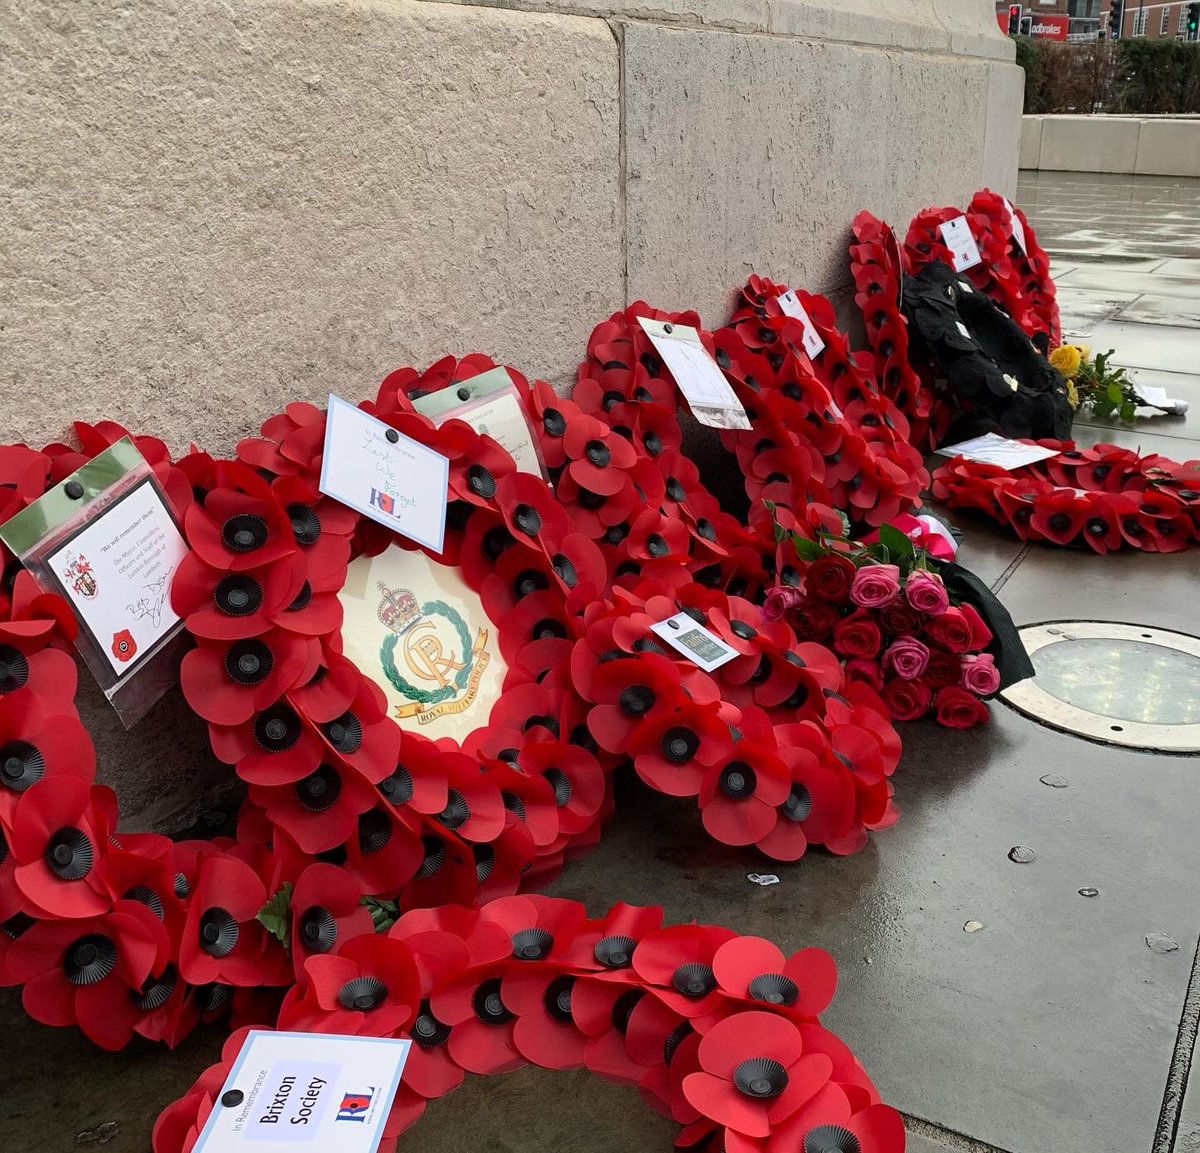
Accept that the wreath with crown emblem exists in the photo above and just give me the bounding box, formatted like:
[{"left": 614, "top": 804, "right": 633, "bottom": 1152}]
[{"left": 379, "top": 598, "right": 475, "bottom": 706}]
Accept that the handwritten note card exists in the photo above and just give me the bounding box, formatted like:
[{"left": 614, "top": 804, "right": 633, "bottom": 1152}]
[
  {"left": 1002, "top": 197, "right": 1028, "bottom": 256},
  {"left": 636, "top": 317, "right": 752, "bottom": 431},
  {"left": 319, "top": 395, "right": 449, "bottom": 554},
  {"left": 775, "top": 290, "right": 827, "bottom": 360},
  {"left": 938, "top": 432, "right": 1061, "bottom": 470},
  {"left": 938, "top": 216, "right": 983, "bottom": 273},
  {"left": 47, "top": 479, "right": 188, "bottom": 676}
]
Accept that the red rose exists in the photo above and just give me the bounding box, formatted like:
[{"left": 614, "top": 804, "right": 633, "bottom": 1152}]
[
  {"left": 792, "top": 600, "right": 840, "bottom": 640},
  {"left": 807, "top": 555, "right": 857, "bottom": 602},
  {"left": 926, "top": 606, "right": 973, "bottom": 653},
  {"left": 935, "top": 686, "right": 990, "bottom": 729},
  {"left": 845, "top": 658, "right": 884, "bottom": 690},
  {"left": 959, "top": 603, "right": 994, "bottom": 649},
  {"left": 924, "top": 646, "right": 963, "bottom": 688},
  {"left": 879, "top": 602, "right": 923, "bottom": 637},
  {"left": 882, "top": 677, "right": 934, "bottom": 722},
  {"left": 833, "top": 613, "right": 883, "bottom": 659}
]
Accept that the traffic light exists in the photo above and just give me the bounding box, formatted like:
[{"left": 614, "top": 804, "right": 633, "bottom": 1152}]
[
  {"left": 1188, "top": 2, "right": 1200, "bottom": 41},
  {"left": 1008, "top": 4, "right": 1022, "bottom": 35},
  {"left": 1108, "top": 0, "right": 1123, "bottom": 40}
]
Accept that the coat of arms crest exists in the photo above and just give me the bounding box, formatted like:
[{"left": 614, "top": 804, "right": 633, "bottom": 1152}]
[{"left": 64, "top": 552, "right": 98, "bottom": 599}]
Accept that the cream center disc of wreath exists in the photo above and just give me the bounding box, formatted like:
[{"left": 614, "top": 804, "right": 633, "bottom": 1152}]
[{"left": 338, "top": 543, "right": 508, "bottom": 740}]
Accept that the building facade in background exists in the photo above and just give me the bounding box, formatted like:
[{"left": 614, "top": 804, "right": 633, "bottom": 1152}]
[{"left": 997, "top": 0, "right": 1199, "bottom": 38}]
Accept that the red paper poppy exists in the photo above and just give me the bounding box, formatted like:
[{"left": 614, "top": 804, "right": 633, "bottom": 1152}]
[
  {"left": 683, "top": 1011, "right": 833, "bottom": 1138},
  {"left": 630, "top": 704, "right": 735, "bottom": 799},
  {"left": 698, "top": 742, "right": 791, "bottom": 847},
  {"left": 712, "top": 937, "right": 838, "bottom": 1018}
]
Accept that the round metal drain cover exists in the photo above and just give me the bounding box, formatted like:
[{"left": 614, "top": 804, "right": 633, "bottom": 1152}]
[{"left": 1001, "top": 622, "right": 1200, "bottom": 752}]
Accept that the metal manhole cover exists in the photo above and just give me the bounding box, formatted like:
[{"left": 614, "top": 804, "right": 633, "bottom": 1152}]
[{"left": 1000, "top": 622, "right": 1200, "bottom": 752}]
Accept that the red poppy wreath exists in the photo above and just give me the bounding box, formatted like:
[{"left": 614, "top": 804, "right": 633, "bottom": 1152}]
[{"left": 155, "top": 898, "right": 905, "bottom": 1153}]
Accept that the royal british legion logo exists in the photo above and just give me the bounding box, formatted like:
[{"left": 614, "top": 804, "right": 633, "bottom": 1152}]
[
  {"left": 335, "top": 1088, "right": 374, "bottom": 1123},
  {"left": 376, "top": 581, "right": 490, "bottom": 724}
]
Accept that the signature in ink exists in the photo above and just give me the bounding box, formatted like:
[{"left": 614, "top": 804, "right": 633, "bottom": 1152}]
[{"left": 125, "top": 564, "right": 177, "bottom": 631}]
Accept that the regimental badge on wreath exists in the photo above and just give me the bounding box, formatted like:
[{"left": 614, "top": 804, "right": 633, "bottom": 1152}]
[{"left": 376, "top": 581, "right": 490, "bottom": 723}]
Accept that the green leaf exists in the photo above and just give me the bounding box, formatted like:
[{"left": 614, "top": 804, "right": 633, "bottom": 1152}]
[
  {"left": 1106, "top": 383, "right": 1123, "bottom": 405},
  {"left": 1119, "top": 401, "right": 1137, "bottom": 422},
  {"left": 362, "top": 896, "right": 400, "bottom": 934},
  {"left": 257, "top": 882, "right": 294, "bottom": 948},
  {"left": 792, "top": 535, "right": 826, "bottom": 562},
  {"left": 877, "top": 523, "right": 916, "bottom": 559}
]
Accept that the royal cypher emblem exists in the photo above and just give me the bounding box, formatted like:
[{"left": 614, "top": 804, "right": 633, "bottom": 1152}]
[
  {"left": 64, "top": 551, "right": 98, "bottom": 599},
  {"left": 376, "top": 581, "right": 490, "bottom": 724}
]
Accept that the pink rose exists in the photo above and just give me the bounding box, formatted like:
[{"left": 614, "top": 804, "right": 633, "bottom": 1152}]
[
  {"left": 850, "top": 564, "right": 901, "bottom": 609},
  {"left": 833, "top": 614, "right": 884, "bottom": 659},
  {"left": 883, "top": 636, "right": 930, "bottom": 680},
  {"left": 882, "top": 677, "right": 934, "bottom": 722},
  {"left": 936, "top": 685, "right": 990, "bottom": 729},
  {"left": 762, "top": 585, "right": 806, "bottom": 623},
  {"left": 845, "top": 658, "right": 884, "bottom": 690},
  {"left": 961, "top": 653, "right": 1001, "bottom": 697},
  {"left": 903, "top": 571, "right": 949, "bottom": 617}
]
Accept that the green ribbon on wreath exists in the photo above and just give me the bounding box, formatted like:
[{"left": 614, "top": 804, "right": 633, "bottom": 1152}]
[{"left": 380, "top": 599, "right": 474, "bottom": 706}]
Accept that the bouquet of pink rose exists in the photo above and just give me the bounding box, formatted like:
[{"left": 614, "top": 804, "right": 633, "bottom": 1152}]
[{"left": 764, "top": 521, "right": 999, "bottom": 729}]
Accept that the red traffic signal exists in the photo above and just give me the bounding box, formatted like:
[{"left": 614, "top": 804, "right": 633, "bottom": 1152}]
[{"left": 1008, "top": 4, "right": 1023, "bottom": 35}]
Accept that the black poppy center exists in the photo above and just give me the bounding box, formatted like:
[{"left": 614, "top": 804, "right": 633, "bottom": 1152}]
[
  {"left": 544, "top": 767, "right": 572, "bottom": 807},
  {"left": 134, "top": 965, "right": 178, "bottom": 1011},
  {"left": 46, "top": 827, "right": 94, "bottom": 880},
  {"left": 783, "top": 782, "right": 813, "bottom": 822},
  {"left": 415, "top": 836, "right": 446, "bottom": 879},
  {"left": 436, "top": 789, "right": 470, "bottom": 831},
  {"left": 338, "top": 976, "right": 388, "bottom": 1012},
  {"left": 226, "top": 639, "right": 274, "bottom": 686},
  {"left": 1048, "top": 513, "right": 1073, "bottom": 533},
  {"left": 287, "top": 504, "right": 322, "bottom": 546},
  {"left": 643, "top": 431, "right": 663, "bottom": 457},
  {"left": 514, "top": 570, "right": 548, "bottom": 599},
  {"left": 511, "top": 927, "right": 554, "bottom": 961},
  {"left": 472, "top": 977, "right": 514, "bottom": 1025},
  {"left": 358, "top": 809, "right": 392, "bottom": 854},
  {"left": 719, "top": 762, "right": 757, "bottom": 801},
  {"left": 296, "top": 765, "right": 342, "bottom": 812},
  {"left": 672, "top": 962, "right": 716, "bottom": 998},
  {"left": 734, "top": 1057, "right": 789, "bottom": 1099},
  {"left": 323, "top": 711, "right": 362, "bottom": 754},
  {"left": 585, "top": 441, "right": 611, "bottom": 468},
  {"left": 254, "top": 705, "right": 301, "bottom": 752},
  {"left": 514, "top": 504, "right": 542, "bottom": 536},
  {"left": 620, "top": 685, "right": 655, "bottom": 717},
  {"left": 198, "top": 907, "right": 239, "bottom": 957},
  {"left": 65, "top": 934, "right": 118, "bottom": 986},
  {"left": 646, "top": 534, "right": 669, "bottom": 558},
  {"left": 413, "top": 1001, "right": 452, "bottom": 1048},
  {"left": 544, "top": 975, "right": 575, "bottom": 1023},
  {"left": 804, "top": 1126, "right": 862, "bottom": 1153},
  {"left": 661, "top": 727, "right": 700, "bottom": 764},
  {"left": 214, "top": 575, "right": 263, "bottom": 617},
  {"left": 0, "top": 645, "right": 30, "bottom": 694},
  {"left": 222, "top": 513, "right": 269, "bottom": 554},
  {"left": 1, "top": 741, "right": 43, "bottom": 791},
  {"left": 1087, "top": 518, "right": 1108, "bottom": 536},
  {"left": 551, "top": 554, "right": 577, "bottom": 588},
  {"left": 594, "top": 934, "right": 637, "bottom": 970},
  {"left": 749, "top": 973, "right": 800, "bottom": 1006},
  {"left": 731, "top": 620, "right": 758, "bottom": 641},
  {"left": 299, "top": 906, "right": 338, "bottom": 953},
  {"left": 378, "top": 765, "right": 414, "bottom": 805},
  {"left": 543, "top": 408, "right": 566, "bottom": 437}
]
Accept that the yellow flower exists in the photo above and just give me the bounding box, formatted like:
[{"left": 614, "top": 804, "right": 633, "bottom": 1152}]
[
  {"left": 1066, "top": 379, "right": 1079, "bottom": 410},
  {"left": 1077, "top": 345, "right": 1091, "bottom": 361},
  {"left": 1049, "top": 345, "right": 1082, "bottom": 379}
]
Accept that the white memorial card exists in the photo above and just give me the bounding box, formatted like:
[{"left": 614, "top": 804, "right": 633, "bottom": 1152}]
[
  {"left": 320, "top": 395, "right": 449, "bottom": 554},
  {"left": 47, "top": 479, "right": 188, "bottom": 677},
  {"left": 192, "top": 1031, "right": 411, "bottom": 1153},
  {"left": 938, "top": 431, "right": 1061, "bottom": 470},
  {"left": 636, "top": 317, "right": 752, "bottom": 431},
  {"left": 410, "top": 367, "right": 546, "bottom": 479},
  {"left": 938, "top": 215, "right": 983, "bottom": 273},
  {"left": 650, "top": 611, "right": 740, "bottom": 673},
  {"left": 1002, "top": 197, "right": 1028, "bottom": 256},
  {"left": 775, "top": 290, "right": 827, "bottom": 360}
]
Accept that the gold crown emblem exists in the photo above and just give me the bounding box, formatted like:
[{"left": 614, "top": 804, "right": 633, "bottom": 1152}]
[{"left": 377, "top": 582, "right": 420, "bottom": 635}]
